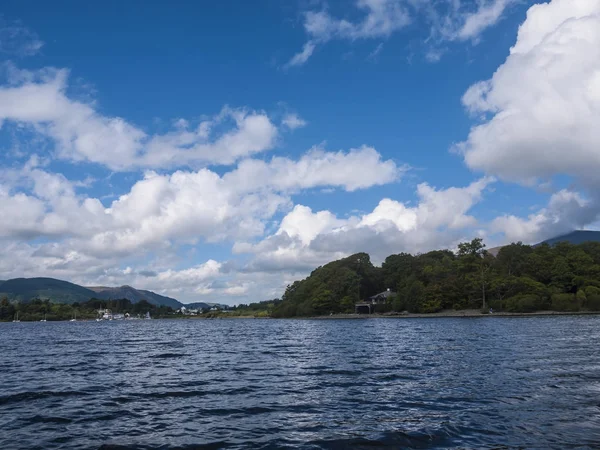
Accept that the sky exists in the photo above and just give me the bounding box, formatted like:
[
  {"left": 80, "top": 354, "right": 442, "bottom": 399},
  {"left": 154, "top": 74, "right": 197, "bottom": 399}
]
[{"left": 0, "top": 0, "right": 599, "bottom": 305}]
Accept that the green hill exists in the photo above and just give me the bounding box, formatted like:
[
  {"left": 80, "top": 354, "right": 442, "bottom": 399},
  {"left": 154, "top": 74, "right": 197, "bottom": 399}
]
[
  {"left": 0, "top": 277, "right": 184, "bottom": 308},
  {"left": 88, "top": 285, "right": 182, "bottom": 309},
  {"left": 269, "top": 238, "right": 600, "bottom": 317},
  {"left": 272, "top": 252, "right": 384, "bottom": 317},
  {"left": 0, "top": 277, "right": 97, "bottom": 304}
]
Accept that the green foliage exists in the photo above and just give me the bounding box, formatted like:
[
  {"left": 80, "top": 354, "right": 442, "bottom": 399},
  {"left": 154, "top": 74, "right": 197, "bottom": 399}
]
[
  {"left": 504, "top": 294, "right": 542, "bottom": 313},
  {"left": 232, "top": 299, "right": 281, "bottom": 316},
  {"left": 268, "top": 238, "right": 600, "bottom": 317},
  {"left": 496, "top": 242, "right": 532, "bottom": 277},
  {"left": 392, "top": 294, "right": 406, "bottom": 312},
  {"left": 584, "top": 286, "right": 600, "bottom": 297},
  {"left": 585, "top": 295, "right": 600, "bottom": 311},
  {"left": 272, "top": 253, "right": 383, "bottom": 317},
  {"left": 551, "top": 293, "right": 580, "bottom": 312}
]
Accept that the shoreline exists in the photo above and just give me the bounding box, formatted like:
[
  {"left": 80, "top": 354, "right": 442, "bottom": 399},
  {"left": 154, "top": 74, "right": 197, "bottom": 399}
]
[
  {"left": 305, "top": 310, "right": 600, "bottom": 319},
  {"left": 5, "top": 310, "right": 599, "bottom": 322}
]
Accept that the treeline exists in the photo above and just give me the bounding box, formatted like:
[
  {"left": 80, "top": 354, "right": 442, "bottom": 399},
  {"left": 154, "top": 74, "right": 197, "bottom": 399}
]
[
  {"left": 228, "top": 299, "right": 283, "bottom": 317},
  {"left": 270, "top": 239, "right": 600, "bottom": 317},
  {"left": 0, "top": 297, "right": 174, "bottom": 321}
]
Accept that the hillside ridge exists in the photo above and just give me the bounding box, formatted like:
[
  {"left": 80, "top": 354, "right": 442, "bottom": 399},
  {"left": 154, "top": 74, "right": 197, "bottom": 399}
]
[{"left": 0, "top": 277, "right": 183, "bottom": 308}]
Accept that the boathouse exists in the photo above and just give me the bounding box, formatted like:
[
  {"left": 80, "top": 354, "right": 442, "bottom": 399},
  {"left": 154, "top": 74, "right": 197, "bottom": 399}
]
[{"left": 355, "top": 288, "right": 396, "bottom": 314}]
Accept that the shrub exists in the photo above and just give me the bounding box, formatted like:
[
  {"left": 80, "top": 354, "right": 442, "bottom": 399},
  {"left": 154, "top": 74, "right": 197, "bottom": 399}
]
[
  {"left": 584, "top": 286, "right": 600, "bottom": 297},
  {"left": 419, "top": 298, "right": 442, "bottom": 313},
  {"left": 551, "top": 293, "right": 580, "bottom": 312},
  {"left": 585, "top": 294, "right": 600, "bottom": 311},
  {"left": 392, "top": 296, "right": 406, "bottom": 312},
  {"left": 504, "top": 294, "right": 540, "bottom": 313}
]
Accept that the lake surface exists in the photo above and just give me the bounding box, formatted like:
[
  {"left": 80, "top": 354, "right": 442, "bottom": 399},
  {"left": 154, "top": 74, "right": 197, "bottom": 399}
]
[{"left": 1, "top": 317, "right": 599, "bottom": 449}]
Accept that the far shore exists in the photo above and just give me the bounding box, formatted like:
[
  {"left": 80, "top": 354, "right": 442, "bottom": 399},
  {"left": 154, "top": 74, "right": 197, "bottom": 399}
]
[
  {"left": 5, "top": 310, "right": 600, "bottom": 322},
  {"left": 305, "top": 309, "right": 600, "bottom": 319},
  {"left": 192, "top": 309, "right": 600, "bottom": 320}
]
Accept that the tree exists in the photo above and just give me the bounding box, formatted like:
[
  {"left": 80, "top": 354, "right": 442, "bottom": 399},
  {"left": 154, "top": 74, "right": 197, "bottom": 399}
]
[
  {"left": 457, "top": 238, "right": 491, "bottom": 309},
  {"left": 496, "top": 242, "right": 531, "bottom": 277}
]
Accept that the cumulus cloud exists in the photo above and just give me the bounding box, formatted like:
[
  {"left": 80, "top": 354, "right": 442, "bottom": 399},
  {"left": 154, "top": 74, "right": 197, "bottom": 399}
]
[
  {"left": 238, "top": 177, "right": 493, "bottom": 271},
  {"left": 457, "top": 0, "right": 600, "bottom": 185},
  {"left": 0, "top": 67, "right": 278, "bottom": 170},
  {"left": 0, "top": 145, "right": 402, "bottom": 266},
  {"left": 227, "top": 145, "right": 404, "bottom": 193}
]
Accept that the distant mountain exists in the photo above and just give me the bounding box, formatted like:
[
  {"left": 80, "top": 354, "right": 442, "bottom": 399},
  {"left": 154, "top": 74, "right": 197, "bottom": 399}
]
[
  {"left": 0, "top": 277, "right": 184, "bottom": 308},
  {"left": 88, "top": 285, "right": 182, "bottom": 309},
  {"left": 487, "top": 231, "right": 600, "bottom": 256},
  {"left": 536, "top": 230, "right": 600, "bottom": 247},
  {"left": 0, "top": 277, "right": 97, "bottom": 304},
  {"left": 182, "top": 301, "right": 210, "bottom": 310}
]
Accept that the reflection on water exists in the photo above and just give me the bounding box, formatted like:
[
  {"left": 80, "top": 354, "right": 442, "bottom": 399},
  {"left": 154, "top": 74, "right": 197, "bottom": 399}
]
[{"left": 1, "top": 316, "right": 599, "bottom": 449}]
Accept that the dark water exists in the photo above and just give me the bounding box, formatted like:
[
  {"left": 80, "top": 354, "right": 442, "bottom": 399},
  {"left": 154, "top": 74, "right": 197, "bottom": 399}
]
[{"left": 1, "top": 317, "right": 600, "bottom": 449}]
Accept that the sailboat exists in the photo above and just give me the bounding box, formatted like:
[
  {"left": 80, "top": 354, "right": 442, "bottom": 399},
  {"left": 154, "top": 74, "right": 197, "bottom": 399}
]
[
  {"left": 70, "top": 311, "right": 77, "bottom": 322},
  {"left": 40, "top": 313, "right": 47, "bottom": 322},
  {"left": 12, "top": 312, "right": 20, "bottom": 323},
  {"left": 145, "top": 311, "right": 151, "bottom": 320}
]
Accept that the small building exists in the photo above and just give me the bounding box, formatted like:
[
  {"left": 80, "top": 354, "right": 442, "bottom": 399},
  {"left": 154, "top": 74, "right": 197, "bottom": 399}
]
[
  {"left": 355, "top": 288, "right": 396, "bottom": 314},
  {"left": 368, "top": 289, "right": 395, "bottom": 304},
  {"left": 98, "top": 308, "right": 113, "bottom": 320}
]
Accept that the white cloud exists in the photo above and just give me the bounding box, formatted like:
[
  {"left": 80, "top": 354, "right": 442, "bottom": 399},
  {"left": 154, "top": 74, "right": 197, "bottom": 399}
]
[
  {"left": 154, "top": 260, "right": 223, "bottom": 288},
  {"left": 491, "top": 190, "right": 598, "bottom": 244},
  {"left": 0, "top": 145, "right": 401, "bottom": 261},
  {"left": 287, "top": 0, "right": 410, "bottom": 67},
  {"left": 238, "top": 177, "right": 493, "bottom": 271},
  {"left": 287, "top": 0, "right": 518, "bottom": 66},
  {"left": 281, "top": 113, "right": 307, "bottom": 130},
  {"left": 284, "top": 41, "right": 316, "bottom": 68},
  {"left": 457, "top": 0, "right": 516, "bottom": 41},
  {"left": 0, "top": 68, "right": 279, "bottom": 170},
  {"left": 227, "top": 145, "right": 404, "bottom": 193},
  {"left": 0, "top": 187, "right": 47, "bottom": 238},
  {"left": 278, "top": 205, "right": 348, "bottom": 246},
  {"left": 457, "top": 0, "right": 600, "bottom": 184},
  {"left": 305, "top": 0, "right": 411, "bottom": 41}
]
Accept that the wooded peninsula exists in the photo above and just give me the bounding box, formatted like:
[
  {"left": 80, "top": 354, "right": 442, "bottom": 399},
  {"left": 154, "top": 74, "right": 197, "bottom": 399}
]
[
  {"left": 3, "top": 238, "right": 600, "bottom": 321},
  {"left": 262, "top": 238, "right": 600, "bottom": 317}
]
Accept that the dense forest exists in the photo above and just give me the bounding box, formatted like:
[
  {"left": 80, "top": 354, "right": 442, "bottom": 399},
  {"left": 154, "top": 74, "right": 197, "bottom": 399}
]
[
  {"left": 270, "top": 239, "right": 600, "bottom": 317},
  {"left": 0, "top": 297, "right": 174, "bottom": 322}
]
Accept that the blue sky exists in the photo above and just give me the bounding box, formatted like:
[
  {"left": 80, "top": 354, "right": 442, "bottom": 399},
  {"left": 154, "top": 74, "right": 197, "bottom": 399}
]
[{"left": 0, "top": 0, "right": 598, "bottom": 304}]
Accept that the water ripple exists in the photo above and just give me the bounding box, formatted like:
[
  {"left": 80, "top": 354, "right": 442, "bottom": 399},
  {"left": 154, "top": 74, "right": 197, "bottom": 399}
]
[{"left": 1, "top": 317, "right": 600, "bottom": 449}]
